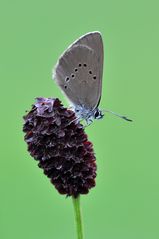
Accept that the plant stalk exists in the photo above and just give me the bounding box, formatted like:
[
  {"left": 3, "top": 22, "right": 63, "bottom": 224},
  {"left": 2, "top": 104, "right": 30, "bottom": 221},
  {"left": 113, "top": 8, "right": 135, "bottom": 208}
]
[{"left": 72, "top": 195, "right": 84, "bottom": 239}]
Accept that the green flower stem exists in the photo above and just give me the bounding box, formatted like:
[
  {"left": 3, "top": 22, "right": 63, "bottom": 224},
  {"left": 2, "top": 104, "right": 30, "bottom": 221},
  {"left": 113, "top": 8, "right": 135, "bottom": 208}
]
[{"left": 72, "top": 195, "right": 84, "bottom": 239}]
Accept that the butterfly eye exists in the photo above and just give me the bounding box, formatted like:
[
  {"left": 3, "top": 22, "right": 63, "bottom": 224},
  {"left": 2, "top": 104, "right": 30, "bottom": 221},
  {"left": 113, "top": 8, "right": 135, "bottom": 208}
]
[
  {"left": 93, "top": 76, "right": 96, "bottom": 79},
  {"left": 94, "top": 111, "right": 99, "bottom": 118}
]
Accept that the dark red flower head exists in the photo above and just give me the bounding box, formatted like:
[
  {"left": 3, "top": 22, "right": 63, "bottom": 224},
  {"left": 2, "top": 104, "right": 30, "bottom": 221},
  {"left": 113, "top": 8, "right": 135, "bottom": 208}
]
[{"left": 23, "top": 98, "right": 97, "bottom": 197}]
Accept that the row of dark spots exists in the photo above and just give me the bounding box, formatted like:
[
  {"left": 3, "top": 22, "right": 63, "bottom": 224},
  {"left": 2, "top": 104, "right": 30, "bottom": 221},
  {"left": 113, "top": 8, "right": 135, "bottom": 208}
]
[{"left": 64, "top": 63, "right": 96, "bottom": 88}]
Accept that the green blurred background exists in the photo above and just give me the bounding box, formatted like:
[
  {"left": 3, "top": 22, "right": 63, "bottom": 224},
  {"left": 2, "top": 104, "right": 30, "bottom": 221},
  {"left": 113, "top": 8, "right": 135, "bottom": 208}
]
[{"left": 1, "top": 0, "right": 159, "bottom": 238}]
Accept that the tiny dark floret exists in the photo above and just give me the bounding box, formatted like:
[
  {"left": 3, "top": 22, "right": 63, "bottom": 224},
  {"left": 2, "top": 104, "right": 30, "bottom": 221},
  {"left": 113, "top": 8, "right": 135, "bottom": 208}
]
[{"left": 23, "top": 98, "right": 97, "bottom": 197}]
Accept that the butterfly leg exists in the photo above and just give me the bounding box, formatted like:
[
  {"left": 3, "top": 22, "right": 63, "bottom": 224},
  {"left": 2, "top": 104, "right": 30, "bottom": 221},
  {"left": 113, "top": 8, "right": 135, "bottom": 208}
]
[
  {"left": 85, "top": 117, "right": 94, "bottom": 127},
  {"left": 68, "top": 116, "right": 81, "bottom": 125}
]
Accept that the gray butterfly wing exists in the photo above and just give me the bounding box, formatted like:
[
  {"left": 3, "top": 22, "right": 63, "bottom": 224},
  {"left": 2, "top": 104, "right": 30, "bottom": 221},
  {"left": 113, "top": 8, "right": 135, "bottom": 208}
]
[
  {"left": 71, "top": 31, "right": 104, "bottom": 92},
  {"left": 53, "top": 32, "right": 104, "bottom": 110},
  {"left": 53, "top": 45, "right": 99, "bottom": 108}
]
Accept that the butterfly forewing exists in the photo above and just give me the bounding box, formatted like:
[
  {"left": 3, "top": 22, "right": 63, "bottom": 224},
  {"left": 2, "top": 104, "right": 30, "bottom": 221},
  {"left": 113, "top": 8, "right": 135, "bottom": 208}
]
[
  {"left": 53, "top": 32, "right": 104, "bottom": 110},
  {"left": 72, "top": 31, "right": 104, "bottom": 88}
]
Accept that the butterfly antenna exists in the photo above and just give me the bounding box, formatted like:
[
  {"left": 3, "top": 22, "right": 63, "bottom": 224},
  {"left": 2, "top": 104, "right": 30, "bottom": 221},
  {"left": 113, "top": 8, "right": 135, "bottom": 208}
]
[{"left": 103, "top": 109, "right": 133, "bottom": 122}]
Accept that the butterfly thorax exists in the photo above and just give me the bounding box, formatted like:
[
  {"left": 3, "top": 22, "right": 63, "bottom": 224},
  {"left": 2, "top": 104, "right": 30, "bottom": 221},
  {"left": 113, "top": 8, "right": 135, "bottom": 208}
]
[{"left": 74, "top": 105, "right": 104, "bottom": 125}]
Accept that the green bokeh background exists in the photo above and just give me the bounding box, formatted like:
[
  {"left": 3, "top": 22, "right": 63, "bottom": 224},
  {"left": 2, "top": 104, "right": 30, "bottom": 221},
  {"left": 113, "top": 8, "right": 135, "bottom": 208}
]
[{"left": 1, "top": 1, "right": 159, "bottom": 238}]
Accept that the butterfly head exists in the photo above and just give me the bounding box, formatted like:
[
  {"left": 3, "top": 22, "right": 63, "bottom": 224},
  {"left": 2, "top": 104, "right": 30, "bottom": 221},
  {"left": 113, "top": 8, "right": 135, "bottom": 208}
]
[{"left": 73, "top": 105, "right": 104, "bottom": 126}]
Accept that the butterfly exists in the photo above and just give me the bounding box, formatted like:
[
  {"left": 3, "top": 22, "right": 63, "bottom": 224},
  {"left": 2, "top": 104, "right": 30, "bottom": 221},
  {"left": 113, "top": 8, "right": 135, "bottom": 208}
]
[{"left": 52, "top": 31, "right": 132, "bottom": 125}]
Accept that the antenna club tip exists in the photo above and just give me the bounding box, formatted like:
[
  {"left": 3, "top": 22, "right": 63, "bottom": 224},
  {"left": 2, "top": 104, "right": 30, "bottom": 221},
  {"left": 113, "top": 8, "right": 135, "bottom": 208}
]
[{"left": 123, "top": 117, "right": 133, "bottom": 122}]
